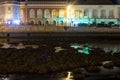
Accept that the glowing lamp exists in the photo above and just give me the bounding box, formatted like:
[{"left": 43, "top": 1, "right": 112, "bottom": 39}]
[{"left": 14, "top": 20, "right": 20, "bottom": 25}]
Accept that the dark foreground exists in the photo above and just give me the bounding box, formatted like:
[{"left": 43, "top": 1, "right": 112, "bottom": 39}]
[
  {"left": 0, "top": 40, "right": 120, "bottom": 73},
  {"left": 0, "top": 35, "right": 120, "bottom": 80}
]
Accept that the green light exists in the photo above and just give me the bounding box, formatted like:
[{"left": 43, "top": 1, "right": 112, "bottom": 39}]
[
  {"left": 78, "top": 49, "right": 84, "bottom": 53},
  {"left": 77, "top": 45, "right": 89, "bottom": 55},
  {"left": 84, "top": 46, "right": 89, "bottom": 54},
  {"left": 71, "top": 43, "right": 89, "bottom": 55}
]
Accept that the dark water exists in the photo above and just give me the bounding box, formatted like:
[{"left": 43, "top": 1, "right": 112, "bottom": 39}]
[{"left": 0, "top": 36, "right": 120, "bottom": 80}]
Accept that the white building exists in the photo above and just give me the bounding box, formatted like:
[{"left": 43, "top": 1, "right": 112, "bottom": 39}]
[
  {"left": 68, "top": 5, "right": 120, "bottom": 26},
  {"left": 0, "top": 0, "right": 21, "bottom": 24}
]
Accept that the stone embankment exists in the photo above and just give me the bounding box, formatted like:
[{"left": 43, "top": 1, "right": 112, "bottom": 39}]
[{"left": 0, "top": 26, "right": 120, "bottom": 38}]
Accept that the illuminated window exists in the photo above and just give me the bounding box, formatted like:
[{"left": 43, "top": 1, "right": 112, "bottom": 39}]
[
  {"left": 100, "top": 9, "right": 106, "bottom": 18},
  {"left": 37, "top": 9, "right": 42, "bottom": 19},
  {"left": 108, "top": 10, "right": 114, "bottom": 18},
  {"left": 59, "top": 9, "right": 64, "bottom": 17},
  {"left": 92, "top": 9, "right": 98, "bottom": 18},
  {"left": 30, "top": 9, "right": 35, "bottom": 18},
  {"left": 75, "top": 10, "right": 82, "bottom": 18},
  {"left": 44, "top": 9, "right": 50, "bottom": 18},
  {"left": 52, "top": 9, "right": 56, "bottom": 18}
]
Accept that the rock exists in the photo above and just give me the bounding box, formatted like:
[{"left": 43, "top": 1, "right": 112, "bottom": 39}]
[
  {"left": 85, "top": 66, "right": 101, "bottom": 73},
  {"left": 103, "top": 62, "right": 114, "bottom": 69}
]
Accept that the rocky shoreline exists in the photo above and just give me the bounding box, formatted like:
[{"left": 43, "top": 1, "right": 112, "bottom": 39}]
[{"left": 0, "top": 41, "right": 119, "bottom": 75}]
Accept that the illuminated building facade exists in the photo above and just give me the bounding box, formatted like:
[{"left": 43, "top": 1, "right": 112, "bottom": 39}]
[
  {"left": 20, "top": 0, "right": 67, "bottom": 26},
  {"left": 0, "top": 0, "right": 120, "bottom": 26},
  {"left": 0, "top": 0, "right": 20, "bottom": 24}
]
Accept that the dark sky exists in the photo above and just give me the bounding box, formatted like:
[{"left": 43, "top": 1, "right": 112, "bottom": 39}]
[{"left": 17, "top": 0, "right": 119, "bottom": 4}]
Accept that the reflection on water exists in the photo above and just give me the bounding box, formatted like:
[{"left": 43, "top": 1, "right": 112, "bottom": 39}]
[
  {"left": 1, "top": 66, "right": 120, "bottom": 80},
  {"left": 0, "top": 42, "right": 39, "bottom": 49},
  {"left": 55, "top": 47, "right": 66, "bottom": 53}
]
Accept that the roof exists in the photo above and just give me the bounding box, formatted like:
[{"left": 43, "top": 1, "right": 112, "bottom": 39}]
[{"left": 74, "top": 0, "right": 116, "bottom": 5}]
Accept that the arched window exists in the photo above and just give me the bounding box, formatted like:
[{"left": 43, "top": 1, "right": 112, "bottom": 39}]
[
  {"left": 31, "top": 21, "right": 34, "bottom": 25},
  {"left": 75, "top": 10, "right": 82, "bottom": 18},
  {"left": 84, "top": 9, "right": 89, "bottom": 17},
  {"left": 52, "top": 9, "right": 56, "bottom": 18},
  {"left": 30, "top": 9, "right": 35, "bottom": 18},
  {"left": 44, "top": 9, "right": 50, "bottom": 19},
  {"left": 59, "top": 9, "right": 64, "bottom": 17},
  {"left": 61, "top": 21, "right": 63, "bottom": 25},
  {"left": 53, "top": 20, "right": 56, "bottom": 25},
  {"left": 92, "top": 9, "right": 98, "bottom": 18},
  {"left": 109, "top": 10, "right": 114, "bottom": 18},
  {"left": 100, "top": 9, "right": 106, "bottom": 18},
  {"left": 37, "top": 9, "right": 42, "bottom": 19},
  {"left": 45, "top": 20, "right": 49, "bottom": 25},
  {"left": 38, "top": 21, "right": 42, "bottom": 25}
]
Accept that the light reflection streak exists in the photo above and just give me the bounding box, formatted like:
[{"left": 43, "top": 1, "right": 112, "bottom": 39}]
[{"left": 62, "top": 72, "right": 73, "bottom": 80}]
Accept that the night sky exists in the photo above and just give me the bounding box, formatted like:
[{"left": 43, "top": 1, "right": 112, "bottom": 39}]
[{"left": 17, "top": 0, "right": 119, "bottom": 4}]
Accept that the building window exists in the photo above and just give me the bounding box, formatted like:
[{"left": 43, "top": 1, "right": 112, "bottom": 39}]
[
  {"left": 100, "top": 9, "right": 106, "bottom": 18},
  {"left": 92, "top": 9, "right": 98, "bottom": 18},
  {"left": 45, "top": 20, "right": 49, "bottom": 25},
  {"left": 30, "top": 9, "right": 35, "bottom": 18},
  {"left": 59, "top": 9, "right": 64, "bottom": 17},
  {"left": 7, "top": 7, "right": 11, "bottom": 14},
  {"left": 75, "top": 10, "right": 82, "bottom": 18},
  {"left": 31, "top": 20, "right": 34, "bottom": 25},
  {"left": 53, "top": 20, "right": 56, "bottom": 25},
  {"left": 38, "top": 20, "right": 42, "bottom": 25},
  {"left": 118, "top": 7, "right": 120, "bottom": 18},
  {"left": 44, "top": 9, "right": 50, "bottom": 19},
  {"left": 84, "top": 9, "right": 89, "bottom": 18},
  {"left": 37, "top": 9, "right": 42, "bottom": 19},
  {"left": 52, "top": 9, "right": 56, "bottom": 18},
  {"left": 108, "top": 10, "right": 114, "bottom": 18},
  {"left": 8, "top": 7, "right": 11, "bottom": 11}
]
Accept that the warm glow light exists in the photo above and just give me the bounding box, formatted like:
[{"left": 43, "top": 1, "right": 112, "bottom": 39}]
[
  {"left": 67, "top": 5, "right": 72, "bottom": 18},
  {"left": 67, "top": 5, "right": 71, "bottom": 10},
  {"left": 62, "top": 72, "right": 73, "bottom": 80}
]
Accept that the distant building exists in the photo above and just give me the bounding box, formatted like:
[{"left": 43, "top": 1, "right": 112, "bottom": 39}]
[
  {"left": 20, "top": 0, "right": 67, "bottom": 26},
  {"left": 0, "top": 0, "right": 20, "bottom": 25},
  {"left": 0, "top": 0, "right": 120, "bottom": 26}
]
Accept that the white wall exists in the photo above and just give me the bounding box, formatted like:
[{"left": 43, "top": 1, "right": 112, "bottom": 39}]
[
  {"left": 0, "top": 5, "right": 5, "bottom": 22},
  {"left": 71, "top": 5, "right": 120, "bottom": 19}
]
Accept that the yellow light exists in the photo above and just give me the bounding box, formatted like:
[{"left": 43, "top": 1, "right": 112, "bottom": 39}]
[
  {"left": 67, "top": 5, "right": 71, "bottom": 10},
  {"left": 67, "top": 5, "right": 72, "bottom": 18}
]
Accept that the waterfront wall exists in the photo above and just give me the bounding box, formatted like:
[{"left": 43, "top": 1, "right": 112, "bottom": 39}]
[{"left": 0, "top": 26, "right": 120, "bottom": 32}]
